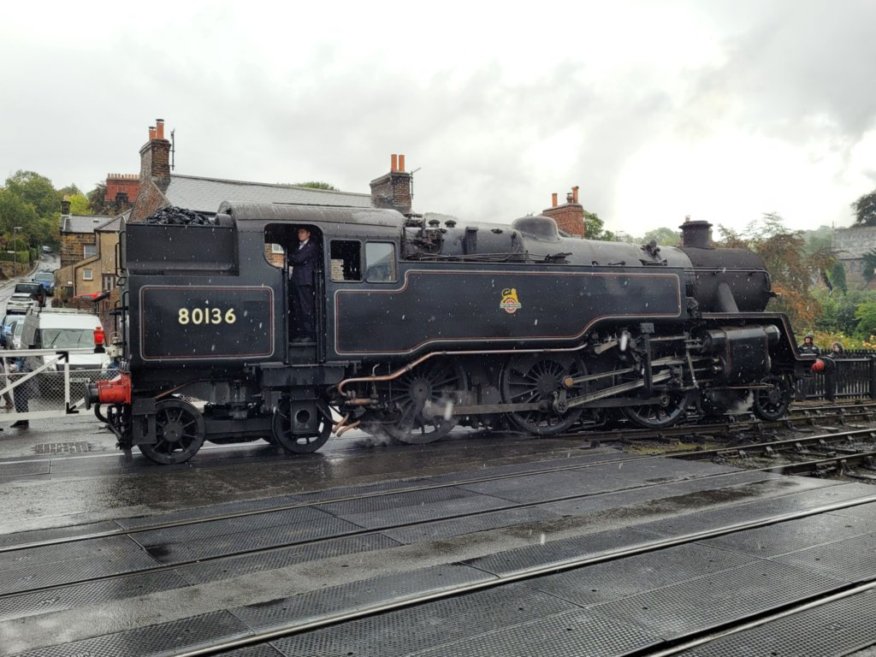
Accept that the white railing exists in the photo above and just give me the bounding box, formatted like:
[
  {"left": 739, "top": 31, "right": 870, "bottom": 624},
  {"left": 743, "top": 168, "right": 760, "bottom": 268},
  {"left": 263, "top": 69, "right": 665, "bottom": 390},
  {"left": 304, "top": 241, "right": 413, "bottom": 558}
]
[{"left": 0, "top": 348, "right": 113, "bottom": 422}]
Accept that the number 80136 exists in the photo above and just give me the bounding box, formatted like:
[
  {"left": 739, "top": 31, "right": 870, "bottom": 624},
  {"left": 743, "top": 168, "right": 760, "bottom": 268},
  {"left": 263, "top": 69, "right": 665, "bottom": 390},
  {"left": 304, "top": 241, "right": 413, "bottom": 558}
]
[{"left": 178, "top": 307, "right": 237, "bottom": 325}]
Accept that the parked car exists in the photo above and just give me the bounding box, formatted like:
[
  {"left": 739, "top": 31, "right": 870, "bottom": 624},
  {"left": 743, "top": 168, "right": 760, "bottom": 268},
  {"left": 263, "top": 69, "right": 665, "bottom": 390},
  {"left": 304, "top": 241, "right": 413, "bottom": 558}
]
[
  {"left": 13, "top": 282, "right": 46, "bottom": 308},
  {"left": 20, "top": 309, "right": 110, "bottom": 395},
  {"left": 5, "top": 292, "right": 38, "bottom": 314},
  {"left": 1, "top": 318, "right": 25, "bottom": 350},
  {"left": 31, "top": 271, "right": 55, "bottom": 296}
]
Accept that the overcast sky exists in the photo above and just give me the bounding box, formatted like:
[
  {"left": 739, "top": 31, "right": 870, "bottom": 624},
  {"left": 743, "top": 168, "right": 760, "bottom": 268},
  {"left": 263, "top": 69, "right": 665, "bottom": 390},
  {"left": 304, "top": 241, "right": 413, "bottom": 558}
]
[{"left": 2, "top": 0, "right": 875, "bottom": 236}]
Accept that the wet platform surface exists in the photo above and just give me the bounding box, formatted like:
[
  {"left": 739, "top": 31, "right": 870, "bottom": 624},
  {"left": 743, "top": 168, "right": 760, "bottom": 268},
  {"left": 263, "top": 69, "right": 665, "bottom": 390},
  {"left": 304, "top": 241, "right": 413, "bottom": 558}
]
[{"left": 0, "top": 415, "right": 875, "bottom": 655}]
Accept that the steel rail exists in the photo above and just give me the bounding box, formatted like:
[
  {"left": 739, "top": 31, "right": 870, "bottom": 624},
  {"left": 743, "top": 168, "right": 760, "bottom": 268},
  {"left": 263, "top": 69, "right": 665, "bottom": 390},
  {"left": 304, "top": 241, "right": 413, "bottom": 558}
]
[
  {"left": 6, "top": 432, "right": 876, "bottom": 607},
  {"left": 169, "top": 493, "right": 876, "bottom": 657},
  {"left": 4, "top": 418, "right": 876, "bottom": 556},
  {"left": 641, "top": 580, "right": 876, "bottom": 656}
]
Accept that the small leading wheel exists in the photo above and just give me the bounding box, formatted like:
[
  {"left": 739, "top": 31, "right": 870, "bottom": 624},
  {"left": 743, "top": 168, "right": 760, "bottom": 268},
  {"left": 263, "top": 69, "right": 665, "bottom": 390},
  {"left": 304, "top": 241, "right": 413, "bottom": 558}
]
[
  {"left": 138, "top": 399, "right": 206, "bottom": 465},
  {"left": 271, "top": 400, "right": 331, "bottom": 454},
  {"left": 501, "top": 355, "right": 584, "bottom": 435},
  {"left": 378, "top": 360, "right": 465, "bottom": 444},
  {"left": 752, "top": 375, "right": 792, "bottom": 421},
  {"left": 623, "top": 390, "right": 693, "bottom": 429}
]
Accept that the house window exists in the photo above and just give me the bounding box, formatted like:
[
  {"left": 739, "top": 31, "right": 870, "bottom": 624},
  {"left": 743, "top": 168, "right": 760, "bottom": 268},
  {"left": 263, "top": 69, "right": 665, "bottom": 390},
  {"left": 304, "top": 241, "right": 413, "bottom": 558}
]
[
  {"left": 83, "top": 244, "right": 97, "bottom": 258},
  {"left": 82, "top": 268, "right": 94, "bottom": 281},
  {"left": 270, "top": 243, "right": 285, "bottom": 254}
]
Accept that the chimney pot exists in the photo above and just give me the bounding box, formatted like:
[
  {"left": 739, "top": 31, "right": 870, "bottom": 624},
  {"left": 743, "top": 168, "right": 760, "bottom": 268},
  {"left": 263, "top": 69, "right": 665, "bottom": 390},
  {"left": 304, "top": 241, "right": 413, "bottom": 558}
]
[
  {"left": 391, "top": 154, "right": 398, "bottom": 173},
  {"left": 149, "top": 126, "right": 156, "bottom": 141},
  {"left": 551, "top": 193, "right": 558, "bottom": 208},
  {"left": 572, "top": 185, "right": 579, "bottom": 203},
  {"left": 398, "top": 154, "right": 406, "bottom": 172},
  {"left": 156, "top": 118, "right": 165, "bottom": 140}
]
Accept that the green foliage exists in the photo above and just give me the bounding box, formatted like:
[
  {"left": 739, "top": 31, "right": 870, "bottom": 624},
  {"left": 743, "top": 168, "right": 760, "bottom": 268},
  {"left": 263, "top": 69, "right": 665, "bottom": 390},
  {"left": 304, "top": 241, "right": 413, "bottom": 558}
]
[
  {"left": 4, "top": 171, "right": 59, "bottom": 218},
  {"left": 295, "top": 181, "right": 338, "bottom": 191},
  {"left": 854, "top": 301, "right": 876, "bottom": 338},
  {"left": 87, "top": 183, "right": 110, "bottom": 215},
  {"left": 0, "top": 170, "right": 66, "bottom": 258},
  {"left": 715, "top": 213, "right": 833, "bottom": 328},
  {"left": 67, "top": 193, "right": 91, "bottom": 215},
  {"left": 812, "top": 288, "right": 874, "bottom": 335},
  {"left": 828, "top": 261, "right": 847, "bottom": 293},
  {"left": 640, "top": 227, "right": 681, "bottom": 247},
  {"left": 862, "top": 250, "right": 876, "bottom": 284},
  {"left": 852, "top": 189, "right": 876, "bottom": 226},
  {"left": 583, "top": 211, "right": 615, "bottom": 241}
]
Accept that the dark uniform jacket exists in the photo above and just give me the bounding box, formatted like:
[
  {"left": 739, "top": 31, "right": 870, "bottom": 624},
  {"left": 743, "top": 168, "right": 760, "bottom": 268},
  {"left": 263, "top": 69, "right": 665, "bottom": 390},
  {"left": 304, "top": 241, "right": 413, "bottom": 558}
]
[{"left": 288, "top": 240, "right": 318, "bottom": 286}]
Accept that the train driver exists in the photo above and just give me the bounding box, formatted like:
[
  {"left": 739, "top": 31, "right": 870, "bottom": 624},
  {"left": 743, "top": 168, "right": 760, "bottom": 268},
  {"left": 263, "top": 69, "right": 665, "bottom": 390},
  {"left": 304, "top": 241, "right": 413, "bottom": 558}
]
[{"left": 288, "top": 227, "right": 319, "bottom": 342}]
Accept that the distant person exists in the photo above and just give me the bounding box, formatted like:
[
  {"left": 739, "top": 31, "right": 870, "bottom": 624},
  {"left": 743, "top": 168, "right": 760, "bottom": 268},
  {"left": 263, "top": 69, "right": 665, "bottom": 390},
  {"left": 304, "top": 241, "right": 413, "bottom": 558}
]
[
  {"left": 798, "top": 334, "right": 820, "bottom": 356},
  {"left": 8, "top": 356, "right": 31, "bottom": 429},
  {"left": 288, "top": 227, "right": 319, "bottom": 342},
  {"left": 830, "top": 341, "right": 845, "bottom": 356}
]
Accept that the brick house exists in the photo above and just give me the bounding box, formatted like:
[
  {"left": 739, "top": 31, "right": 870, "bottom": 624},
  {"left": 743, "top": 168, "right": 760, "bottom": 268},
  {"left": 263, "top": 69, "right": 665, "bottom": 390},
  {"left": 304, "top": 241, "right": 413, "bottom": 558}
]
[{"left": 57, "top": 214, "right": 123, "bottom": 300}]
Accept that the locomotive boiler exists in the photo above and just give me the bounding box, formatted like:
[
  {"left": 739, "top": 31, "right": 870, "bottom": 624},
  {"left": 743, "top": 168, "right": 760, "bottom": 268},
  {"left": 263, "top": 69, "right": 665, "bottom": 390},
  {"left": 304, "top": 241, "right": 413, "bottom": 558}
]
[{"left": 88, "top": 203, "right": 808, "bottom": 463}]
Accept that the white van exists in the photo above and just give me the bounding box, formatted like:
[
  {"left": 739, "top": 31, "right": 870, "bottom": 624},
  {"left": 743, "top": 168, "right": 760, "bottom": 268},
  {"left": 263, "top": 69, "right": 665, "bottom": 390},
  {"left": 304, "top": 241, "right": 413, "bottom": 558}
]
[{"left": 20, "top": 308, "right": 110, "bottom": 373}]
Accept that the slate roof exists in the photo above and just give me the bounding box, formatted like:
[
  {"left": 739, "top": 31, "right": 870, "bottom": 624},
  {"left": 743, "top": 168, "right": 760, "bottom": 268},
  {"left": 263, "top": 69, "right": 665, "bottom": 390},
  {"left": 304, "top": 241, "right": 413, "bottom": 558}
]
[
  {"left": 61, "top": 215, "right": 116, "bottom": 234},
  {"left": 163, "top": 174, "right": 373, "bottom": 212}
]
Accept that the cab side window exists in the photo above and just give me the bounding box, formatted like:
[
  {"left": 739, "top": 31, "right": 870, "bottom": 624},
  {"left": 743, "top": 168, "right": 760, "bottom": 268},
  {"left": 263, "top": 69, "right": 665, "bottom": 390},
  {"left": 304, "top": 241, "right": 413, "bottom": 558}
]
[
  {"left": 330, "top": 241, "right": 362, "bottom": 282},
  {"left": 365, "top": 242, "right": 397, "bottom": 283}
]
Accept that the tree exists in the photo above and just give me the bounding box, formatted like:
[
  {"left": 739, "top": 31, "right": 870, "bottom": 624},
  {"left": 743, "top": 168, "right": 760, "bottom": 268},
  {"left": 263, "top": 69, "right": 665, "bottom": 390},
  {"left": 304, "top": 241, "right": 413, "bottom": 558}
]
[
  {"left": 67, "top": 193, "right": 91, "bottom": 215},
  {"left": 854, "top": 301, "right": 876, "bottom": 338},
  {"left": 4, "top": 171, "right": 60, "bottom": 218},
  {"left": 87, "top": 183, "right": 110, "bottom": 215},
  {"left": 828, "top": 261, "right": 847, "bottom": 293},
  {"left": 583, "top": 211, "right": 615, "bottom": 241},
  {"left": 852, "top": 189, "right": 876, "bottom": 226},
  {"left": 715, "top": 213, "right": 831, "bottom": 329},
  {"left": 295, "top": 181, "right": 338, "bottom": 191},
  {"left": 641, "top": 227, "right": 681, "bottom": 247}
]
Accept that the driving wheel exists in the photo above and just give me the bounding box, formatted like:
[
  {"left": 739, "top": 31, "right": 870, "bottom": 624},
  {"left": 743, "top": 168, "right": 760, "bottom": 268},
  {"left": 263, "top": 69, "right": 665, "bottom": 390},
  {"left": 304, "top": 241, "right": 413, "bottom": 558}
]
[
  {"left": 623, "top": 390, "right": 693, "bottom": 429},
  {"left": 379, "top": 360, "right": 465, "bottom": 444},
  {"left": 501, "top": 355, "right": 584, "bottom": 435}
]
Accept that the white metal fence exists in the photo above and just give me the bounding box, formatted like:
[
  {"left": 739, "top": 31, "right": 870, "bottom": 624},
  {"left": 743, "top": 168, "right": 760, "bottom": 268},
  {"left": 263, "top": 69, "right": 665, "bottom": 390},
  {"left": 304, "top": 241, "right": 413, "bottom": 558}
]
[{"left": 0, "top": 349, "right": 115, "bottom": 423}]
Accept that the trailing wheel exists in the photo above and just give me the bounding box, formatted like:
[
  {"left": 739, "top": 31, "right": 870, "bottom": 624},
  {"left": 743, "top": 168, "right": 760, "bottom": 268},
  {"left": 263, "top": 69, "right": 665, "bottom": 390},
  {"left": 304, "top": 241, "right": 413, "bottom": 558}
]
[
  {"left": 752, "top": 375, "right": 792, "bottom": 421},
  {"left": 138, "top": 399, "right": 205, "bottom": 465},
  {"left": 501, "top": 355, "right": 583, "bottom": 435},
  {"left": 271, "top": 399, "right": 332, "bottom": 453}
]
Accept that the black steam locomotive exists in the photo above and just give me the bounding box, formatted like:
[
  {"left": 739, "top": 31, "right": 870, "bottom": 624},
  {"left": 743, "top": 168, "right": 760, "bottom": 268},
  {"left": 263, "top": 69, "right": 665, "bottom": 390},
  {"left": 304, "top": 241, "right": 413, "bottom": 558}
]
[{"left": 89, "top": 203, "right": 807, "bottom": 464}]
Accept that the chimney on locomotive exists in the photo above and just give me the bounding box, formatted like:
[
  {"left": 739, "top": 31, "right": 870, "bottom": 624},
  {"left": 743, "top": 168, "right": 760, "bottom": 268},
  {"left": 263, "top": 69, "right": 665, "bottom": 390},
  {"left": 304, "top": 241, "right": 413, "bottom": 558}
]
[{"left": 679, "top": 217, "right": 713, "bottom": 249}]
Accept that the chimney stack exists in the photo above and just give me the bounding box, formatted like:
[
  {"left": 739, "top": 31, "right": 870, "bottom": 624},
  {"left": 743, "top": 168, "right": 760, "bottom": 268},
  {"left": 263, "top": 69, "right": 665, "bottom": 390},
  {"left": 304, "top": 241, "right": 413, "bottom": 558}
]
[
  {"left": 543, "top": 184, "right": 585, "bottom": 237},
  {"left": 140, "top": 118, "right": 171, "bottom": 188},
  {"left": 679, "top": 218, "right": 713, "bottom": 249},
  {"left": 60, "top": 198, "right": 71, "bottom": 215},
  {"left": 371, "top": 152, "right": 413, "bottom": 215}
]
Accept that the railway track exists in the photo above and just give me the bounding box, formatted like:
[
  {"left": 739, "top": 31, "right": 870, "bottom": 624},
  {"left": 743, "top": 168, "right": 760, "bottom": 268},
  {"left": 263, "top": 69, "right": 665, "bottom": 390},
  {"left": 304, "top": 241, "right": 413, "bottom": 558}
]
[{"left": 4, "top": 428, "right": 876, "bottom": 654}]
